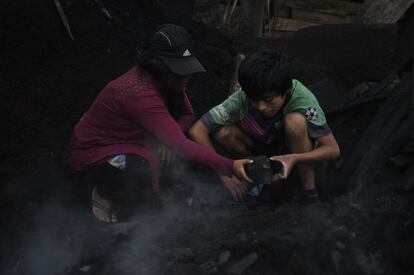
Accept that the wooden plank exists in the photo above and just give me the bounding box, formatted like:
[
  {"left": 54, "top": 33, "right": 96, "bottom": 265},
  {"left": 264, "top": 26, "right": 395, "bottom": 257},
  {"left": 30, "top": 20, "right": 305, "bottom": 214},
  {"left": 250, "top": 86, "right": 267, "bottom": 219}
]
[
  {"left": 276, "top": 7, "right": 291, "bottom": 18},
  {"left": 229, "top": 54, "right": 245, "bottom": 94},
  {"left": 278, "top": 0, "right": 362, "bottom": 16},
  {"left": 291, "top": 8, "right": 353, "bottom": 24},
  {"left": 355, "top": 0, "right": 414, "bottom": 23},
  {"left": 264, "top": 30, "right": 294, "bottom": 38},
  {"left": 273, "top": 17, "right": 319, "bottom": 32}
]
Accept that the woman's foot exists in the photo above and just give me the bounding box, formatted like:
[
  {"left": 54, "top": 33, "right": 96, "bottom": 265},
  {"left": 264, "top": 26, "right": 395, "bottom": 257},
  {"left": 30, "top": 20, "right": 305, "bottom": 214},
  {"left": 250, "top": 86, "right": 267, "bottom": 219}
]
[{"left": 91, "top": 185, "right": 118, "bottom": 223}]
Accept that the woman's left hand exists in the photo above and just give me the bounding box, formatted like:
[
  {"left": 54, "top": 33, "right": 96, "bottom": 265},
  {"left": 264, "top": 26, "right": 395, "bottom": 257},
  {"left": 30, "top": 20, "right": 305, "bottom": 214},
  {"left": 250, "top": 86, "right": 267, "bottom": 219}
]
[
  {"left": 232, "top": 159, "right": 253, "bottom": 184},
  {"left": 269, "top": 154, "right": 297, "bottom": 181},
  {"left": 157, "top": 144, "right": 176, "bottom": 167}
]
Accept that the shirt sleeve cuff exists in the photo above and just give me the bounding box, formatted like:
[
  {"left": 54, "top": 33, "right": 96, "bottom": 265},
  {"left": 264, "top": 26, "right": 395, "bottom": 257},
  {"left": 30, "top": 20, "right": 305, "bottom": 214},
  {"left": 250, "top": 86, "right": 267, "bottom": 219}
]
[
  {"left": 200, "top": 112, "right": 223, "bottom": 133},
  {"left": 308, "top": 123, "right": 332, "bottom": 138}
]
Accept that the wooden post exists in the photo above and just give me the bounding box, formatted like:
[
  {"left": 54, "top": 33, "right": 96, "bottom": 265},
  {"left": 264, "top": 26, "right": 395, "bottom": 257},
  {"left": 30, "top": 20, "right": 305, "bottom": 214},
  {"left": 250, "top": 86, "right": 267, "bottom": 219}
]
[{"left": 229, "top": 54, "right": 246, "bottom": 94}]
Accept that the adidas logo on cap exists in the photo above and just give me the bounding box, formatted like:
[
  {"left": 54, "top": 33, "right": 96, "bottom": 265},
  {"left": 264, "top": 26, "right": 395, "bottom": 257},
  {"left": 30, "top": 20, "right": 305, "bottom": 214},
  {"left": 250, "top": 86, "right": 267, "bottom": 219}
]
[{"left": 183, "top": 49, "right": 191, "bottom": 57}]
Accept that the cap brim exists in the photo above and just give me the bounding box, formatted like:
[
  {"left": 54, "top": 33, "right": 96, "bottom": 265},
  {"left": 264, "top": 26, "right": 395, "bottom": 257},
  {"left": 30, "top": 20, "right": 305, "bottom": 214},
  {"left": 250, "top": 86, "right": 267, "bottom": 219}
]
[{"left": 161, "top": 56, "right": 206, "bottom": 76}]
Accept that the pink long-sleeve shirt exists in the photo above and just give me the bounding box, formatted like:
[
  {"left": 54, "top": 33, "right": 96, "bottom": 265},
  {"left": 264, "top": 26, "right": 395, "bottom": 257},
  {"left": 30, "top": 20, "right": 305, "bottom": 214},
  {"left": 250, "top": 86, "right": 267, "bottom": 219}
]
[{"left": 68, "top": 66, "right": 233, "bottom": 191}]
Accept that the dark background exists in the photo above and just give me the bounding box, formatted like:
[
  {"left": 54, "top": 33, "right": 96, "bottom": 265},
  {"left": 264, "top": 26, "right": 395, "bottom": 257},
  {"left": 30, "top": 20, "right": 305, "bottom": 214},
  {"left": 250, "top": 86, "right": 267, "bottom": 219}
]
[{"left": 1, "top": 1, "right": 413, "bottom": 274}]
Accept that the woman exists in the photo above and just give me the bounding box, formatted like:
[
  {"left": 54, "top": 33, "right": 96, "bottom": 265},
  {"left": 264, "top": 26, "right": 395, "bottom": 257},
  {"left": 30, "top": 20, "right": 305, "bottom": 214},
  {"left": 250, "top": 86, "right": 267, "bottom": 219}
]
[{"left": 68, "top": 24, "right": 252, "bottom": 223}]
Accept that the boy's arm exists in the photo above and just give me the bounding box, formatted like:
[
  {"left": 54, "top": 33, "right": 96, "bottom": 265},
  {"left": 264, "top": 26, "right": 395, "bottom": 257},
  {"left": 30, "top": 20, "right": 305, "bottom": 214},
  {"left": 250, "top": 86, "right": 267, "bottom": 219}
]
[
  {"left": 282, "top": 134, "right": 340, "bottom": 163},
  {"left": 270, "top": 133, "right": 340, "bottom": 180},
  {"left": 188, "top": 120, "right": 216, "bottom": 151},
  {"left": 274, "top": 82, "right": 339, "bottom": 177},
  {"left": 189, "top": 89, "right": 248, "bottom": 152},
  {"left": 199, "top": 89, "right": 249, "bottom": 131}
]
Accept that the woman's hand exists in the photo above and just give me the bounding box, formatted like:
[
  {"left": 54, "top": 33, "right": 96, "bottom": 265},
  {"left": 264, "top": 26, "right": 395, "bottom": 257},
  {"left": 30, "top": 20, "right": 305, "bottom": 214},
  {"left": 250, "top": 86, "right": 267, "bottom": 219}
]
[
  {"left": 232, "top": 159, "right": 253, "bottom": 184},
  {"left": 157, "top": 144, "right": 176, "bottom": 167},
  {"left": 269, "top": 154, "right": 297, "bottom": 181},
  {"left": 220, "top": 175, "right": 248, "bottom": 202}
]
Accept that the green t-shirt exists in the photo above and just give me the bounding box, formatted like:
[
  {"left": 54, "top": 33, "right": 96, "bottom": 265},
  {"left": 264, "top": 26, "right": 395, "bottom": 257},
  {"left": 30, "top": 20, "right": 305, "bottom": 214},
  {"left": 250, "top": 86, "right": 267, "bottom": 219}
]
[
  {"left": 201, "top": 79, "right": 331, "bottom": 141},
  {"left": 284, "top": 79, "right": 327, "bottom": 127}
]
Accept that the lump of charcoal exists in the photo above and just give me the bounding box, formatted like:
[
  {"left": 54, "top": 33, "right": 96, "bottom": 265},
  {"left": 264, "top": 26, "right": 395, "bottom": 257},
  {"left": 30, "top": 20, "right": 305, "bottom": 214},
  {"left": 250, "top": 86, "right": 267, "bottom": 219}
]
[{"left": 247, "top": 155, "right": 272, "bottom": 185}]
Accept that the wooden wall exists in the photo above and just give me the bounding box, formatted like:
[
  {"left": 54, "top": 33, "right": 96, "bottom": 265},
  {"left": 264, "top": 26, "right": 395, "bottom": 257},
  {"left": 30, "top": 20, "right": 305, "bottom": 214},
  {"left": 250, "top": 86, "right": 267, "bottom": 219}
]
[{"left": 271, "top": 0, "right": 364, "bottom": 32}]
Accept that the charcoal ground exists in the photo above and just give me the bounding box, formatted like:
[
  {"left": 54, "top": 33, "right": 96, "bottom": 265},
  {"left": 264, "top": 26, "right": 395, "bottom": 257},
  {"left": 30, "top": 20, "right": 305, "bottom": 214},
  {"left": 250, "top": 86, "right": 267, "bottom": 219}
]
[{"left": 1, "top": 1, "right": 413, "bottom": 275}]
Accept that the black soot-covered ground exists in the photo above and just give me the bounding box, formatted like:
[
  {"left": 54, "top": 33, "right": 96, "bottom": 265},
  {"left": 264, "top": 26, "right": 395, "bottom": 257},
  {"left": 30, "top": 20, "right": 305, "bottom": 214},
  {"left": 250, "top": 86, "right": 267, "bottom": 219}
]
[{"left": 1, "top": 1, "right": 414, "bottom": 275}]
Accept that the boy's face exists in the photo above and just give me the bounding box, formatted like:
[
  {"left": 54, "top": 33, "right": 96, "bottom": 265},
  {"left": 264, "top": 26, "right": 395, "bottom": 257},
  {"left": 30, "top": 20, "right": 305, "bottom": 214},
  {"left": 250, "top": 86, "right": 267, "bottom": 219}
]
[{"left": 251, "top": 93, "right": 286, "bottom": 117}]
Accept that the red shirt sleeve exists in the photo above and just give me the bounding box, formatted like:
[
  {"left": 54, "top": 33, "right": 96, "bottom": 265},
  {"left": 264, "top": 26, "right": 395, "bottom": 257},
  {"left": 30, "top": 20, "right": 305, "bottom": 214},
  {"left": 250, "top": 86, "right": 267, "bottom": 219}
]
[{"left": 123, "top": 93, "right": 233, "bottom": 176}]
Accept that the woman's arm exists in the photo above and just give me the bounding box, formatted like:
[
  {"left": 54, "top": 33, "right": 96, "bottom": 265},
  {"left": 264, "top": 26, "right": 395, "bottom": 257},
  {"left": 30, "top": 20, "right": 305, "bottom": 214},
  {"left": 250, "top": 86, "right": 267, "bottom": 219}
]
[{"left": 123, "top": 94, "right": 252, "bottom": 182}]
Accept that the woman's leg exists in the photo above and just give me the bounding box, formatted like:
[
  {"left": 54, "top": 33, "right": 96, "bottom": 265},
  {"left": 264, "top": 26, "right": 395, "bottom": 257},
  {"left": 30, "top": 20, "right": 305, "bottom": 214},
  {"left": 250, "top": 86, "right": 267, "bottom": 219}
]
[{"left": 83, "top": 155, "right": 153, "bottom": 222}]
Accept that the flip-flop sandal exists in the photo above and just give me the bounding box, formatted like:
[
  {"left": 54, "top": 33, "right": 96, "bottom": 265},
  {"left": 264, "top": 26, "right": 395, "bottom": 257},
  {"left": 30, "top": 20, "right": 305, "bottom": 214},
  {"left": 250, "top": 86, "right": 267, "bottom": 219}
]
[{"left": 91, "top": 185, "right": 118, "bottom": 223}]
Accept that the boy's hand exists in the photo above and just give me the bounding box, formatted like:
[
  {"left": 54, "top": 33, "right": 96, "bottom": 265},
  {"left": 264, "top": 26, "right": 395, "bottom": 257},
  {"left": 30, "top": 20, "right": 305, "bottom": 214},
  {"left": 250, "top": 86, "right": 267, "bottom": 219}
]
[
  {"left": 157, "top": 144, "right": 176, "bottom": 167},
  {"left": 269, "top": 155, "right": 297, "bottom": 181},
  {"left": 220, "top": 175, "right": 248, "bottom": 202}
]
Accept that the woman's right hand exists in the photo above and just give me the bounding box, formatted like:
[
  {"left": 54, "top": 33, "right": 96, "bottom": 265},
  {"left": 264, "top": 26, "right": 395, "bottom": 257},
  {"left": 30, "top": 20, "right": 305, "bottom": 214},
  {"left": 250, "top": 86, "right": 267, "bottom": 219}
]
[
  {"left": 220, "top": 175, "right": 247, "bottom": 202},
  {"left": 232, "top": 159, "right": 253, "bottom": 184}
]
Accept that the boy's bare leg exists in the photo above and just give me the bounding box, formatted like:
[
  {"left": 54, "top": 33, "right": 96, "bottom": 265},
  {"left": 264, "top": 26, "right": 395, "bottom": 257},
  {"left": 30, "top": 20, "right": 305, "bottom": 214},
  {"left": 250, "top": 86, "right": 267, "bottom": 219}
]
[
  {"left": 283, "top": 112, "right": 315, "bottom": 190},
  {"left": 214, "top": 125, "right": 254, "bottom": 158}
]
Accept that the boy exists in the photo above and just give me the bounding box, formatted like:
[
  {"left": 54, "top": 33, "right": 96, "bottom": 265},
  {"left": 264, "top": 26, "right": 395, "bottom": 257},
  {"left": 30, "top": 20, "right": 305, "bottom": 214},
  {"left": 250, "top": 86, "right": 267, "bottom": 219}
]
[{"left": 189, "top": 50, "right": 340, "bottom": 204}]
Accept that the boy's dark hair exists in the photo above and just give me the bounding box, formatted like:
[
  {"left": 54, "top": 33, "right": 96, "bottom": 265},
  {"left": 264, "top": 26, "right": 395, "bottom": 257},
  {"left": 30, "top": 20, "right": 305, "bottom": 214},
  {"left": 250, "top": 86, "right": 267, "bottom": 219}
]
[{"left": 238, "top": 50, "right": 292, "bottom": 101}]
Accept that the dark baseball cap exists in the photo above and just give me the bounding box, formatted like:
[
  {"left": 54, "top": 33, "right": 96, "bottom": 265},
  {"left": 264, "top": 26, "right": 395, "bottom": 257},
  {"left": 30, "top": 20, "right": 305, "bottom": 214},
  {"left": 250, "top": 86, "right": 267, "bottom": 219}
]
[{"left": 150, "top": 24, "right": 206, "bottom": 76}]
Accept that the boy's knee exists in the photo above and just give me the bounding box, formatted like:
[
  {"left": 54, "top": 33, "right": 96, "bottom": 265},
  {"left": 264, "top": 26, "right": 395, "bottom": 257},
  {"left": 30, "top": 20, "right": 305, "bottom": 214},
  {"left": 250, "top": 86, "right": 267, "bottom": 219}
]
[
  {"left": 283, "top": 112, "right": 308, "bottom": 138},
  {"left": 214, "top": 125, "right": 237, "bottom": 143}
]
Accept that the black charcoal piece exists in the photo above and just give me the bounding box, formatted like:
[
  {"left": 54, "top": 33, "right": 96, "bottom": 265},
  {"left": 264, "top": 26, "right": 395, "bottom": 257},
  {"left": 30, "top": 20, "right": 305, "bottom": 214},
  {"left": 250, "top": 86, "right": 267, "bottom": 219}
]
[
  {"left": 271, "top": 159, "right": 283, "bottom": 174},
  {"left": 247, "top": 155, "right": 272, "bottom": 185}
]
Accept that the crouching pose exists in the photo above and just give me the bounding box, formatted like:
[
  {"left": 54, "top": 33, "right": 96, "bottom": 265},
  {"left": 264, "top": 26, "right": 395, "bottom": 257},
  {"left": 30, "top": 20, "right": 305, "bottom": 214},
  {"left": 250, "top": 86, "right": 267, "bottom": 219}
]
[
  {"left": 189, "top": 50, "right": 340, "bottom": 204},
  {"left": 68, "top": 24, "right": 252, "bottom": 223}
]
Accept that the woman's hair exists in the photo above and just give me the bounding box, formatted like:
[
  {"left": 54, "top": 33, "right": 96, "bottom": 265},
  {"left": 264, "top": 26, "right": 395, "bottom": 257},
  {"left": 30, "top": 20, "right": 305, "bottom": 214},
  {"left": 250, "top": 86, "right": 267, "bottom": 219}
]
[
  {"left": 238, "top": 50, "right": 292, "bottom": 101},
  {"left": 136, "top": 48, "right": 185, "bottom": 119}
]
